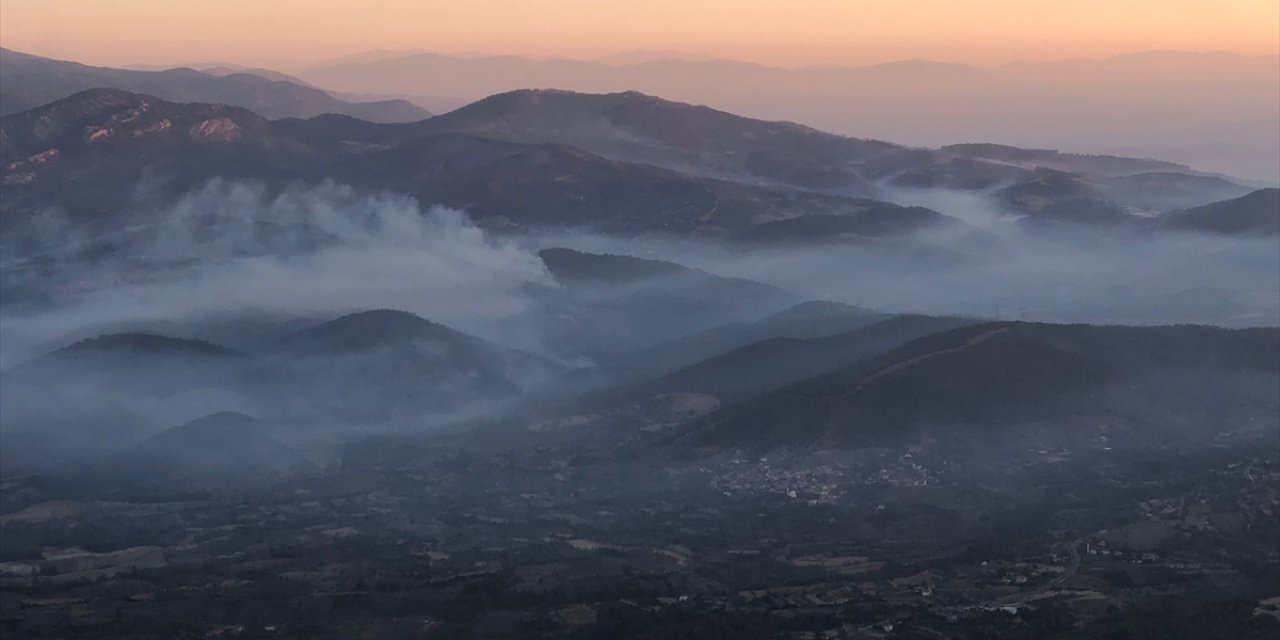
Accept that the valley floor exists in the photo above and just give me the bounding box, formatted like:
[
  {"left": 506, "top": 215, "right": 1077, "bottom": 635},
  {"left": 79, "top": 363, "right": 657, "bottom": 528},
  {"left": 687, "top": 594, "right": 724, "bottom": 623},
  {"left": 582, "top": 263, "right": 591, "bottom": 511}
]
[{"left": 1, "top": 415, "right": 1277, "bottom": 639}]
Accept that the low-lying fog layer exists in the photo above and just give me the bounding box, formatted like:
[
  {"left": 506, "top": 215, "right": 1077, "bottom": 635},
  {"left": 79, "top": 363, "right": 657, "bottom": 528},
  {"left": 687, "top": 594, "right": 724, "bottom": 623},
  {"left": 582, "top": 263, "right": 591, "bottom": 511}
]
[
  {"left": 555, "top": 225, "right": 1280, "bottom": 326},
  {"left": 534, "top": 186, "right": 1280, "bottom": 329},
  {"left": 2, "top": 179, "right": 1276, "bottom": 368}
]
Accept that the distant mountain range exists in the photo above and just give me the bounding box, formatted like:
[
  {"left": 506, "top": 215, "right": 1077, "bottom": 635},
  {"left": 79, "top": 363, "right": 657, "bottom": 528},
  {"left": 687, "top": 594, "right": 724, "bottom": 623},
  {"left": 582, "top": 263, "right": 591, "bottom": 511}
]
[
  {"left": 5, "top": 48, "right": 1276, "bottom": 180},
  {"left": 0, "top": 48, "right": 431, "bottom": 122},
  {"left": 0, "top": 88, "right": 977, "bottom": 242},
  {"left": 295, "top": 49, "right": 1280, "bottom": 181},
  {"left": 4, "top": 87, "right": 1271, "bottom": 254},
  {"left": 411, "top": 89, "right": 1228, "bottom": 190}
]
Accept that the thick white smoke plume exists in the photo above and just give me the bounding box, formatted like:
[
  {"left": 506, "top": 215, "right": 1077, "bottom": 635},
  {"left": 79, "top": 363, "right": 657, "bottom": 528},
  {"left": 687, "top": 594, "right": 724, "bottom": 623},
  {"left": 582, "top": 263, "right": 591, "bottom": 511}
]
[{"left": 0, "top": 180, "right": 553, "bottom": 366}]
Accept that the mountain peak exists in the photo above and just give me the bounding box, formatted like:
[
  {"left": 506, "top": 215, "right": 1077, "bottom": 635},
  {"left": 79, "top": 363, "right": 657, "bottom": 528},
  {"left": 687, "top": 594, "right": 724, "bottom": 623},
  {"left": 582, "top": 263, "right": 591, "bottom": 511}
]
[
  {"left": 538, "top": 248, "right": 689, "bottom": 284},
  {"left": 164, "top": 410, "right": 258, "bottom": 433},
  {"left": 1, "top": 88, "right": 266, "bottom": 138},
  {"left": 275, "top": 309, "right": 463, "bottom": 354},
  {"left": 52, "top": 332, "right": 239, "bottom": 359}
]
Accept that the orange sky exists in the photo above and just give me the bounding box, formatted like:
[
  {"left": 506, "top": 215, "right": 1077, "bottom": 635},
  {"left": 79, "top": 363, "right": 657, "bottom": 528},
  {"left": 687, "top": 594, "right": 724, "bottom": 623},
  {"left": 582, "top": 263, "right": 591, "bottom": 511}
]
[{"left": 2, "top": 0, "right": 1277, "bottom": 69}]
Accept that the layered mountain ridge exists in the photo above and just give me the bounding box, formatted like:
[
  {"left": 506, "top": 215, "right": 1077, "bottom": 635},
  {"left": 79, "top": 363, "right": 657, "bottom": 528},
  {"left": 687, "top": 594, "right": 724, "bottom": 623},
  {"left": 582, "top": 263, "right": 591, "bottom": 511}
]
[{"left": 3, "top": 86, "right": 1271, "bottom": 248}]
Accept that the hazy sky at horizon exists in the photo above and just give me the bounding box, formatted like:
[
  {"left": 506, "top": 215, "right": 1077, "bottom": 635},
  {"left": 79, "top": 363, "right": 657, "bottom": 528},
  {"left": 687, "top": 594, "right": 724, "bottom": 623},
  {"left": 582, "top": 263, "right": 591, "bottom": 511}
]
[{"left": 2, "top": 0, "right": 1277, "bottom": 69}]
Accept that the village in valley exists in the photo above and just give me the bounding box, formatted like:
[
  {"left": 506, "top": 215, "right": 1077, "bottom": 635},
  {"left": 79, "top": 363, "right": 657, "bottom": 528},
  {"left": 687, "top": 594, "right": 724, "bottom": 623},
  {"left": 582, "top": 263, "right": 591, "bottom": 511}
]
[{"left": 2, "top": 407, "right": 1276, "bottom": 639}]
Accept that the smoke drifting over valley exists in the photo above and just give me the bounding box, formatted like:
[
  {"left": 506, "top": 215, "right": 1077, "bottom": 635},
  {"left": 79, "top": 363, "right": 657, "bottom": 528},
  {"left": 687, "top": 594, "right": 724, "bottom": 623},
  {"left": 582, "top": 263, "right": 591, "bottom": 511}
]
[
  {"left": 0, "top": 27, "right": 1277, "bottom": 638},
  {"left": 1, "top": 180, "right": 553, "bottom": 366},
  {"left": 533, "top": 189, "right": 1280, "bottom": 330},
  {"left": 4, "top": 178, "right": 1275, "bottom": 373},
  {"left": 0, "top": 173, "right": 1273, "bottom": 487}
]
